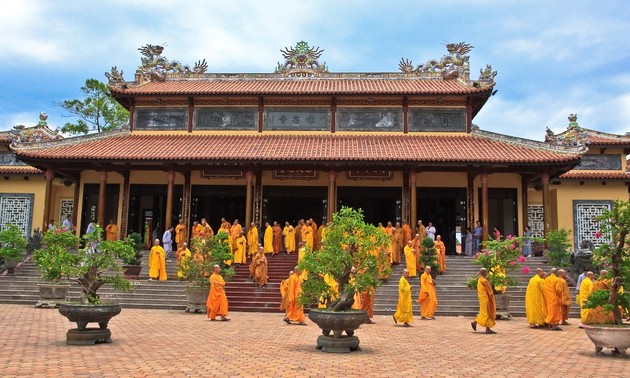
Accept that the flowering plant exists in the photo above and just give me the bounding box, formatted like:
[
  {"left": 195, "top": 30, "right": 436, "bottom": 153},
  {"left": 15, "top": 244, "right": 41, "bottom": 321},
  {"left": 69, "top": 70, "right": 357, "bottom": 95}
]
[
  {"left": 32, "top": 227, "right": 80, "bottom": 283},
  {"left": 466, "top": 235, "right": 540, "bottom": 293}
]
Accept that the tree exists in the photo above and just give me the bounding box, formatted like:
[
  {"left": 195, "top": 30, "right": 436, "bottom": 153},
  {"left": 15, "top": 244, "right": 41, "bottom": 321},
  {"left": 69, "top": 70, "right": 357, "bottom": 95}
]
[{"left": 58, "top": 78, "right": 129, "bottom": 135}]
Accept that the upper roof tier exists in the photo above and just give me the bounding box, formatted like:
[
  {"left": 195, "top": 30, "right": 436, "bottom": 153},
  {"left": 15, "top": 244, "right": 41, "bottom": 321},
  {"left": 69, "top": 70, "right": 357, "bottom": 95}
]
[{"left": 545, "top": 114, "right": 630, "bottom": 148}]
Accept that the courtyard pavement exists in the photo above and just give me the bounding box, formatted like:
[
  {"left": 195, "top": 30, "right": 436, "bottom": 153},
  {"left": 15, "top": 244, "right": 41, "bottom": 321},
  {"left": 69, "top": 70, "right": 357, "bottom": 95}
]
[{"left": 0, "top": 304, "right": 626, "bottom": 377}]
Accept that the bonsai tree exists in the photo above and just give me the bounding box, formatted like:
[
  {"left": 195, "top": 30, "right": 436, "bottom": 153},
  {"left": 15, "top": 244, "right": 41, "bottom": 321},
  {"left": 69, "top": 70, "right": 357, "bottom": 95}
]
[
  {"left": 545, "top": 229, "right": 572, "bottom": 268},
  {"left": 0, "top": 224, "right": 29, "bottom": 273},
  {"left": 583, "top": 199, "right": 630, "bottom": 325},
  {"left": 185, "top": 232, "right": 234, "bottom": 289},
  {"left": 297, "top": 207, "right": 391, "bottom": 311},
  {"left": 419, "top": 237, "right": 439, "bottom": 274},
  {"left": 121, "top": 232, "right": 144, "bottom": 266},
  {"left": 60, "top": 224, "right": 135, "bottom": 304},
  {"left": 32, "top": 227, "right": 80, "bottom": 283}
]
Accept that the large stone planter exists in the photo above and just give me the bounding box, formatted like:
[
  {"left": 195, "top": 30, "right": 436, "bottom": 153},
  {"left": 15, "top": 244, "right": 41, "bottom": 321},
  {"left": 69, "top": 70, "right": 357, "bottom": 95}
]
[
  {"left": 58, "top": 303, "right": 121, "bottom": 345},
  {"left": 185, "top": 285, "right": 209, "bottom": 313},
  {"left": 3, "top": 258, "right": 19, "bottom": 275},
  {"left": 495, "top": 293, "right": 512, "bottom": 320},
  {"left": 308, "top": 309, "right": 369, "bottom": 353},
  {"left": 123, "top": 265, "right": 142, "bottom": 280},
  {"left": 35, "top": 283, "right": 70, "bottom": 308},
  {"left": 583, "top": 324, "right": 630, "bottom": 356}
]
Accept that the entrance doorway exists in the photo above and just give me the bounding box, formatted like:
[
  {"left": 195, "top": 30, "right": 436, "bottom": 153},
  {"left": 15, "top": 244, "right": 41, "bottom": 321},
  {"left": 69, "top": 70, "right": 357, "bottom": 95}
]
[
  {"left": 478, "top": 188, "right": 517, "bottom": 240},
  {"left": 262, "top": 186, "right": 326, "bottom": 226},
  {"left": 81, "top": 184, "right": 120, "bottom": 235},
  {"left": 337, "top": 186, "right": 401, "bottom": 226},
  {"left": 128, "top": 184, "right": 183, "bottom": 245},
  {"left": 417, "top": 188, "right": 467, "bottom": 255},
  {"left": 191, "top": 185, "right": 246, "bottom": 231}
]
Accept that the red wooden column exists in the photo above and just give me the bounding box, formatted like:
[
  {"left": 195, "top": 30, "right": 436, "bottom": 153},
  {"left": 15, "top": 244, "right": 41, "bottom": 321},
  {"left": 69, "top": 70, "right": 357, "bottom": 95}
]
[
  {"left": 467, "top": 172, "right": 475, "bottom": 231},
  {"left": 327, "top": 171, "right": 337, "bottom": 222},
  {"left": 481, "top": 172, "right": 489, "bottom": 245},
  {"left": 245, "top": 170, "right": 254, "bottom": 228},
  {"left": 120, "top": 171, "right": 130, "bottom": 239},
  {"left": 97, "top": 170, "right": 108, "bottom": 226},
  {"left": 42, "top": 169, "right": 55, "bottom": 231},
  {"left": 165, "top": 169, "right": 175, "bottom": 230},
  {"left": 541, "top": 172, "right": 551, "bottom": 237},
  {"left": 521, "top": 174, "right": 529, "bottom": 235},
  {"left": 409, "top": 171, "right": 417, "bottom": 227}
]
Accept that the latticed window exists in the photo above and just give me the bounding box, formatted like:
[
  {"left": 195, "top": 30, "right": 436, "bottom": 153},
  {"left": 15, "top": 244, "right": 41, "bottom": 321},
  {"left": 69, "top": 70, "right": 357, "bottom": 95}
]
[
  {"left": 527, "top": 205, "right": 544, "bottom": 238},
  {"left": 573, "top": 200, "right": 612, "bottom": 249},
  {"left": 0, "top": 193, "right": 34, "bottom": 236}
]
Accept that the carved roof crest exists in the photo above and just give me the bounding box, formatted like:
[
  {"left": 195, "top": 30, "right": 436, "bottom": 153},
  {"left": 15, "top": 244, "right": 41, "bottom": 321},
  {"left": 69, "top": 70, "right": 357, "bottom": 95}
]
[
  {"left": 545, "top": 114, "right": 590, "bottom": 151},
  {"left": 134, "top": 44, "right": 208, "bottom": 83},
  {"left": 275, "top": 41, "right": 329, "bottom": 77}
]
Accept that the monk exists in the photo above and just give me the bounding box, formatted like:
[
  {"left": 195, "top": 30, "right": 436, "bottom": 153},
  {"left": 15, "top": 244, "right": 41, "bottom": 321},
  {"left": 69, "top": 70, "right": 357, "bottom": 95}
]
[
  {"left": 191, "top": 221, "right": 202, "bottom": 239},
  {"left": 402, "top": 221, "right": 412, "bottom": 248},
  {"left": 578, "top": 271, "right": 595, "bottom": 325},
  {"left": 416, "top": 220, "right": 426, "bottom": 243},
  {"left": 230, "top": 219, "right": 242, "bottom": 250},
  {"left": 295, "top": 219, "right": 304, "bottom": 248},
  {"left": 284, "top": 267, "right": 306, "bottom": 325},
  {"left": 412, "top": 233, "right": 422, "bottom": 268},
  {"left": 393, "top": 269, "right": 413, "bottom": 326},
  {"left": 105, "top": 220, "right": 118, "bottom": 241},
  {"left": 471, "top": 268, "right": 496, "bottom": 334},
  {"left": 309, "top": 218, "right": 319, "bottom": 251},
  {"left": 249, "top": 246, "right": 268, "bottom": 287},
  {"left": 403, "top": 240, "right": 416, "bottom": 277},
  {"left": 418, "top": 266, "right": 437, "bottom": 319},
  {"left": 392, "top": 222, "right": 404, "bottom": 264},
  {"left": 148, "top": 238, "right": 167, "bottom": 281},
  {"left": 543, "top": 268, "right": 563, "bottom": 330},
  {"left": 175, "top": 218, "right": 186, "bottom": 249},
  {"left": 525, "top": 268, "right": 547, "bottom": 328},
  {"left": 319, "top": 273, "right": 339, "bottom": 308},
  {"left": 283, "top": 221, "right": 296, "bottom": 253},
  {"left": 558, "top": 269, "right": 572, "bottom": 325},
  {"left": 302, "top": 220, "right": 314, "bottom": 249},
  {"left": 233, "top": 231, "right": 247, "bottom": 264},
  {"left": 272, "top": 221, "right": 283, "bottom": 254},
  {"left": 263, "top": 222, "right": 274, "bottom": 254},
  {"left": 319, "top": 222, "right": 329, "bottom": 244},
  {"left": 207, "top": 265, "right": 230, "bottom": 321},
  {"left": 176, "top": 242, "right": 191, "bottom": 280},
  {"left": 279, "top": 271, "right": 293, "bottom": 311},
  {"left": 361, "top": 286, "right": 376, "bottom": 324},
  {"left": 220, "top": 218, "right": 231, "bottom": 234},
  {"left": 385, "top": 222, "right": 394, "bottom": 264},
  {"left": 199, "top": 218, "right": 214, "bottom": 238},
  {"left": 246, "top": 222, "right": 258, "bottom": 256},
  {"left": 297, "top": 242, "right": 306, "bottom": 263},
  {"left": 590, "top": 270, "right": 615, "bottom": 323},
  {"left": 434, "top": 235, "right": 447, "bottom": 273}
]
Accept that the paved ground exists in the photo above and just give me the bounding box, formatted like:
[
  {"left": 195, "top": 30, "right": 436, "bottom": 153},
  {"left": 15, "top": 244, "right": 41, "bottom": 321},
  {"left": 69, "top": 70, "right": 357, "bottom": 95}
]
[{"left": 0, "top": 304, "right": 626, "bottom": 377}]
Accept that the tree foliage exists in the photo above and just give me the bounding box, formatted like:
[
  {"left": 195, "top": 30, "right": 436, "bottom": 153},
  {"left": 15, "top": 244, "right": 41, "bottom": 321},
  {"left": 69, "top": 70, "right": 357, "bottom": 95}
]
[
  {"left": 184, "top": 231, "right": 234, "bottom": 290},
  {"left": 58, "top": 78, "right": 129, "bottom": 135},
  {"left": 545, "top": 229, "right": 572, "bottom": 268}
]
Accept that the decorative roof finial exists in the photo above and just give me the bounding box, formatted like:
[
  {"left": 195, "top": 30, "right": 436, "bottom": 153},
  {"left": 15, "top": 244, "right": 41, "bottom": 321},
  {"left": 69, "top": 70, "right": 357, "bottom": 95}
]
[
  {"left": 38, "top": 112, "right": 48, "bottom": 126},
  {"left": 275, "top": 41, "right": 328, "bottom": 77},
  {"left": 136, "top": 44, "right": 207, "bottom": 83},
  {"left": 399, "top": 42, "right": 476, "bottom": 80}
]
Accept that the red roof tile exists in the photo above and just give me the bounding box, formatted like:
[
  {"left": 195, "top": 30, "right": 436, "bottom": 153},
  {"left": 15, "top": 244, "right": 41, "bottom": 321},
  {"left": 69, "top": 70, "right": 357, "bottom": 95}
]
[
  {"left": 586, "top": 131, "right": 630, "bottom": 146},
  {"left": 0, "top": 166, "right": 43, "bottom": 174},
  {"left": 559, "top": 171, "right": 630, "bottom": 180},
  {"left": 13, "top": 132, "right": 580, "bottom": 165},
  {"left": 110, "top": 78, "right": 490, "bottom": 96}
]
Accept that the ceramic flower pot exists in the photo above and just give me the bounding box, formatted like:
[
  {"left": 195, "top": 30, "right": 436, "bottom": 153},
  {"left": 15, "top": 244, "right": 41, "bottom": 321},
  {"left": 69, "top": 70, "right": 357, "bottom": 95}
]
[
  {"left": 36, "top": 283, "right": 70, "bottom": 308},
  {"left": 583, "top": 324, "right": 630, "bottom": 356},
  {"left": 308, "top": 309, "right": 369, "bottom": 353}
]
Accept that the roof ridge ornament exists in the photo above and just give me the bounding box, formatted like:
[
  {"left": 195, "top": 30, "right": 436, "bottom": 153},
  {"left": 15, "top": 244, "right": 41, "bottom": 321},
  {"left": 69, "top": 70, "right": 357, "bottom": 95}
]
[
  {"left": 400, "top": 42, "right": 482, "bottom": 81},
  {"left": 134, "top": 44, "right": 208, "bottom": 83},
  {"left": 275, "top": 41, "right": 329, "bottom": 77},
  {"left": 545, "top": 114, "right": 590, "bottom": 151}
]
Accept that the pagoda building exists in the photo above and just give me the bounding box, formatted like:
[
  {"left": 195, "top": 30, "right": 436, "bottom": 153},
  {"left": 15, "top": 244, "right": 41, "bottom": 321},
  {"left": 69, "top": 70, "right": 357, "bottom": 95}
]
[{"left": 7, "top": 41, "right": 626, "bottom": 253}]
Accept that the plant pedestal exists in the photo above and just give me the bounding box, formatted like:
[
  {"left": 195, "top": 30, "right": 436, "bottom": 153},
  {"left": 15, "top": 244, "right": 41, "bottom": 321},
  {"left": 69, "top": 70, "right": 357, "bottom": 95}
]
[
  {"left": 495, "top": 293, "right": 512, "bottom": 320},
  {"left": 35, "top": 283, "right": 70, "bottom": 308},
  {"left": 583, "top": 324, "right": 630, "bottom": 356},
  {"left": 308, "top": 309, "right": 369, "bottom": 353},
  {"left": 58, "top": 303, "right": 121, "bottom": 345},
  {"left": 122, "top": 265, "right": 142, "bottom": 280},
  {"left": 185, "top": 286, "right": 209, "bottom": 313}
]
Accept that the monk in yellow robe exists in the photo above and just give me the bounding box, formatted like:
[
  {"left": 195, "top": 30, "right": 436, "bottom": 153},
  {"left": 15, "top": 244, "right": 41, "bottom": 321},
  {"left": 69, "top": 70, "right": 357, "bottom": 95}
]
[
  {"left": 392, "top": 222, "right": 404, "bottom": 264},
  {"left": 558, "top": 269, "right": 572, "bottom": 325},
  {"left": 434, "top": 235, "right": 446, "bottom": 273},
  {"left": 284, "top": 268, "right": 306, "bottom": 325},
  {"left": 249, "top": 246, "right": 268, "bottom": 287},
  {"left": 590, "top": 270, "right": 615, "bottom": 324},
  {"left": 418, "top": 266, "right": 437, "bottom": 319},
  {"left": 318, "top": 273, "right": 338, "bottom": 308},
  {"left": 207, "top": 265, "right": 229, "bottom": 321},
  {"left": 402, "top": 221, "right": 412, "bottom": 248},
  {"left": 220, "top": 218, "right": 231, "bottom": 234},
  {"left": 578, "top": 271, "right": 595, "bottom": 324},
  {"left": 525, "top": 269, "right": 547, "bottom": 328},
  {"left": 263, "top": 222, "right": 274, "bottom": 254},
  {"left": 191, "top": 221, "right": 202, "bottom": 239},
  {"left": 320, "top": 222, "right": 329, "bottom": 244},
  {"left": 393, "top": 269, "right": 413, "bottom": 326},
  {"left": 199, "top": 218, "right": 214, "bottom": 238},
  {"left": 148, "top": 238, "right": 167, "bottom": 281},
  {"left": 302, "top": 221, "right": 313, "bottom": 249},
  {"left": 176, "top": 242, "right": 191, "bottom": 280},
  {"left": 283, "top": 222, "right": 296, "bottom": 253},
  {"left": 105, "top": 220, "right": 118, "bottom": 241},
  {"left": 403, "top": 240, "right": 416, "bottom": 277},
  {"left": 412, "top": 233, "right": 422, "bottom": 268},
  {"left": 272, "top": 221, "right": 283, "bottom": 254},
  {"left": 175, "top": 218, "right": 186, "bottom": 249},
  {"left": 246, "top": 222, "right": 258, "bottom": 256},
  {"left": 471, "top": 268, "right": 496, "bottom": 333},
  {"left": 233, "top": 232, "right": 247, "bottom": 264},
  {"left": 279, "top": 271, "right": 292, "bottom": 311},
  {"left": 543, "top": 268, "right": 563, "bottom": 330},
  {"left": 297, "top": 242, "right": 306, "bottom": 263}
]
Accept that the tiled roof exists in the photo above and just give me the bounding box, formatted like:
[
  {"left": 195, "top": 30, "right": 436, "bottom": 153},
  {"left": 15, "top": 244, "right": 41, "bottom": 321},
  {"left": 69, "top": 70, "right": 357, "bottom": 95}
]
[
  {"left": 585, "top": 130, "right": 630, "bottom": 146},
  {"left": 110, "top": 78, "right": 491, "bottom": 96},
  {"left": 13, "top": 132, "right": 581, "bottom": 165},
  {"left": 559, "top": 171, "right": 630, "bottom": 181},
  {"left": 0, "top": 166, "right": 43, "bottom": 174}
]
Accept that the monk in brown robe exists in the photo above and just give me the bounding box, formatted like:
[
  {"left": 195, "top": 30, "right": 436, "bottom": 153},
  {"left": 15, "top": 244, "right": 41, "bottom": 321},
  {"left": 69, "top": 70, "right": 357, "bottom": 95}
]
[
  {"left": 309, "top": 218, "right": 319, "bottom": 251},
  {"left": 402, "top": 221, "right": 412, "bottom": 249},
  {"left": 558, "top": 269, "right": 572, "bottom": 325},
  {"left": 272, "top": 221, "right": 283, "bottom": 254},
  {"left": 249, "top": 247, "right": 268, "bottom": 287},
  {"left": 392, "top": 222, "right": 404, "bottom": 265}
]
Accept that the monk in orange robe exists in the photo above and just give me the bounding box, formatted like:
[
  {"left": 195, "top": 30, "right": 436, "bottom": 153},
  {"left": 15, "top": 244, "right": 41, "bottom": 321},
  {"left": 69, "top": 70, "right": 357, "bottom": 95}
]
[
  {"left": 543, "top": 268, "right": 564, "bottom": 330},
  {"left": 471, "top": 268, "right": 496, "bottom": 334},
  {"left": 148, "top": 238, "right": 167, "bottom": 281},
  {"left": 229, "top": 219, "right": 242, "bottom": 248},
  {"left": 402, "top": 221, "right": 412, "bottom": 247},
  {"left": 199, "top": 218, "right": 214, "bottom": 238},
  {"left": 309, "top": 218, "right": 319, "bottom": 251},
  {"left": 302, "top": 221, "right": 314, "bottom": 249},
  {"left": 105, "top": 220, "right": 118, "bottom": 241},
  {"left": 416, "top": 220, "right": 426, "bottom": 244},
  {"left": 392, "top": 222, "right": 404, "bottom": 264},
  {"left": 295, "top": 219, "right": 304, "bottom": 248},
  {"left": 191, "top": 221, "right": 202, "bottom": 239},
  {"left": 284, "top": 268, "right": 306, "bottom": 325},
  {"left": 418, "top": 266, "right": 437, "bottom": 319},
  {"left": 249, "top": 247, "right": 268, "bottom": 287},
  {"left": 175, "top": 218, "right": 187, "bottom": 248},
  {"left": 220, "top": 218, "right": 231, "bottom": 234},
  {"left": 279, "top": 271, "right": 292, "bottom": 311},
  {"left": 590, "top": 270, "right": 615, "bottom": 324},
  {"left": 246, "top": 222, "right": 258, "bottom": 256},
  {"left": 412, "top": 233, "right": 422, "bottom": 268},
  {"left": 361, "top": 286, "right": 376, "bottom": 323},
  {"left": 434, "top": 235, "right": 447, "bottom": 273},
  {"left": 558, "top": 269, "right": 572, "bottom": 325},
  {"left": 272, "top": 221, "right": 283, "bottom": 254},
  {"left": 385, "top": 222, "right": 394, "bottom": 264},
  {"left": 207, "top": 265, "right": 229, "bottom": 321}
]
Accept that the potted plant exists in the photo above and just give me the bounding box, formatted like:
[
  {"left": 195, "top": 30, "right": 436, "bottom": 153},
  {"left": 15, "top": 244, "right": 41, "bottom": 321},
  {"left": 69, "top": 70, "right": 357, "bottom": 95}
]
[
  {"left": 122, "top": 232, "right": 144, "bottom": 279},
  {"left": 419, "top": 237, "right": 439, "bottom": 279},
  {"left": 55, "top": 224, "right": 135, "bottom": 345},
  {"left": 32, "top": 227, "right": 80, "bottom": 307},
  {"left": 467, "top": 235, "right": 536, "bottom": 319},
  {"left": 581, "top": 199, "right": 630, "bottom": 355},
  {"left": 297, "top": 207, "right": 390, "bottom": 353},
  {"left": 183, "top": 232, "right": 234, "bottom": 313},
  {"left": 545, "top": 229, "right": 572, "bottom": 268},
  {"left": 0, "top": 224, "right": 29, "bottom": 275}
]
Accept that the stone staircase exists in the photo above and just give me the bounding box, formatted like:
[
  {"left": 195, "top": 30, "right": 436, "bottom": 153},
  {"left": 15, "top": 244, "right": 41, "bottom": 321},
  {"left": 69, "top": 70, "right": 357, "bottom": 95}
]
[
  {"left": 372, "top": 255, "right": 581, "bottom": 318},
  {"left": 0, "top": 253, "right": 580, "bottom": 318}
]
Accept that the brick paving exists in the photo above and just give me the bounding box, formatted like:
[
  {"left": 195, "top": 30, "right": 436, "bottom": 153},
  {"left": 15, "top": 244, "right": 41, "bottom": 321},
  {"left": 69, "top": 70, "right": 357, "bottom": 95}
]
[{"left": 0, "top": 304, "right": 626, "bottom": 377}]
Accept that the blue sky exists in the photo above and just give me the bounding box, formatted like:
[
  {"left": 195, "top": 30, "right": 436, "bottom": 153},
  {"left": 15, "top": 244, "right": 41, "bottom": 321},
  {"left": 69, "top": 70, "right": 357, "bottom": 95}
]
[{"left": 1, "top": 0, "right": 629, "bottom": 140}]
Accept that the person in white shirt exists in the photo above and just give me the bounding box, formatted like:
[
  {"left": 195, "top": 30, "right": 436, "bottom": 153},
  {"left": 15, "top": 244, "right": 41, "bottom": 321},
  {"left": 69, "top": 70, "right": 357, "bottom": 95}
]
[{"left": 426, "top": 222, "right": 436, "bottom": 241}]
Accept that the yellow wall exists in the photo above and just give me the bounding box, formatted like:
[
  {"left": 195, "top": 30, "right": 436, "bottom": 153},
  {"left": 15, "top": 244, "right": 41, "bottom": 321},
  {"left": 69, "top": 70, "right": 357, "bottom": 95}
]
[{"left": 0, "top": 175, "right": 46, "bottom": 234}]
